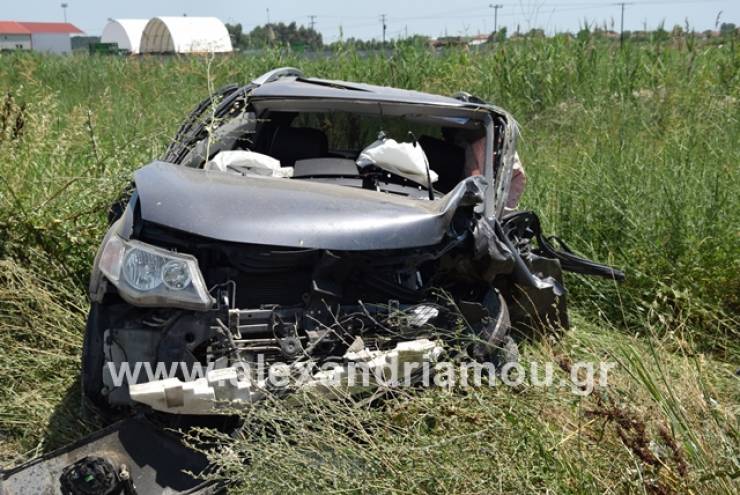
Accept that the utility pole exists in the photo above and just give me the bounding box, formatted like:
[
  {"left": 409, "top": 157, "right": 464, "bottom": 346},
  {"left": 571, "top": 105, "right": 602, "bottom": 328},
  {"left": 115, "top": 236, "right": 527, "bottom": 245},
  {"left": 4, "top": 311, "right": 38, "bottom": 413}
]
[
  {"left": 308, "top": 15, "right": 317, "bottom": 31},
  {"left": 615, "top": 2, "right": 632, "bottom": 47},
  {"left": 489, "top": 4, "right": 502, "bottom": 37},
  {"left": 61, "top": 3, "right": 68, "bottom": 23},
  {"left": 266, "top": 8, "right": 271, "bottom": 24},
  {"left": 380, "top": 14, "right": 387, "bottom": 44}
]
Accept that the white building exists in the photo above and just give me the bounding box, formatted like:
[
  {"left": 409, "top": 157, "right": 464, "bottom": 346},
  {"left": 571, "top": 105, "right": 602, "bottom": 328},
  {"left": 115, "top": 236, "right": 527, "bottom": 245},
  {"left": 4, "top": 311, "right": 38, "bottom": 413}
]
[
  {"left": 101, "top": 19, "right": 148, "bottom": 54},
  {"left": 139, "top": 16, "right": 232, "bottom": 54},
  {"left": 0, "top": 21, "right": 82, "bottom": 53}
]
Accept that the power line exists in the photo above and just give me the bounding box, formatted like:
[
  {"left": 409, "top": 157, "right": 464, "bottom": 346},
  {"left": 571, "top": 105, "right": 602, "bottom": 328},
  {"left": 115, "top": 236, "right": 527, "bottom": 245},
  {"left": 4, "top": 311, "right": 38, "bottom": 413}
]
[
  {"left": 614, "top": 2, "right": 634, "bottom": 46},
  {"left": 245, "top": 1, "right": 721, "bottom": 28},
  {"left": 238, "top": 0, "right": 727, "bottom": 41},
  {"left": 489, "top": 4, "right": 503, "bottom": 35},
  {"left": 324, "top": 0, "right": 725, "bottom": 25}
]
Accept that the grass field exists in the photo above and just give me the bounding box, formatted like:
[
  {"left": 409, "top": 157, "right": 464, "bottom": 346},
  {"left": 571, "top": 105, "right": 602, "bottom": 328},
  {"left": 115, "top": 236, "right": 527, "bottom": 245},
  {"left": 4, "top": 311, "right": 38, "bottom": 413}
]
[{"left": 0, "top": 36, "right": 738, "bottom": 493}]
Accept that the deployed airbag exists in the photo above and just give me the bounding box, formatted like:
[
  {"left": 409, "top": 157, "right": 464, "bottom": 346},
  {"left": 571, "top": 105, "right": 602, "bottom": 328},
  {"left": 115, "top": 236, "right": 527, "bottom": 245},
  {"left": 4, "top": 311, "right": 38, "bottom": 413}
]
[
  {"left": 205, "top": 150, "right": 294, "bottom": 178},
  {"left": 357, "top": 138, "right": 439, "bottom": 186}
]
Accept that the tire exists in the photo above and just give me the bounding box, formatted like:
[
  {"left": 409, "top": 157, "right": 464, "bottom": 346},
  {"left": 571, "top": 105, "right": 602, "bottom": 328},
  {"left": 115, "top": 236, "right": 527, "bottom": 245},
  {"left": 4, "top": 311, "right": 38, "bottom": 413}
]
[
  {"left": 81, "top": 303, "right": 106, "bottom": 410},
  {"left": 492, "top": 335, "right": 519, "bottom": 368},
  {"left": 482, "top": 290, "right": 511, "bottom": 345},
  {"left": 472, "top": 290, "right": 518, "bottom": 367}
]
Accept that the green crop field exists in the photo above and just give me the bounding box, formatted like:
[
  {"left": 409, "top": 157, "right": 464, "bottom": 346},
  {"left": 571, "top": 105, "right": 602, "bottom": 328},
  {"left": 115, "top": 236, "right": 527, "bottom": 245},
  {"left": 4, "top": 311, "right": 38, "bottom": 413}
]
[{"left": 0, "top": 36, "right": 738, "bottom": 493}]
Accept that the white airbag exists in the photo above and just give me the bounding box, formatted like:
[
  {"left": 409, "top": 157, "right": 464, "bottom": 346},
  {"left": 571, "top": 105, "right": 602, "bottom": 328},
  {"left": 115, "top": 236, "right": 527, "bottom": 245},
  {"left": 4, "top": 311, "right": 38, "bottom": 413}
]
[
  {"left": 206, "top": 150, "right": 294, "bottom": 178},
  {"left": 357, "top": 138, "right": 438, "bottom": 186}
]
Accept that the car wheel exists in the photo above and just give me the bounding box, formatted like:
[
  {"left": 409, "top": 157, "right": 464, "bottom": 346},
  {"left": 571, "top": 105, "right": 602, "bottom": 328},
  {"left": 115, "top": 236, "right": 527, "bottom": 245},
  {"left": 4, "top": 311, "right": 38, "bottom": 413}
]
[
  {"left": 81, "top": 303, "right": 105, "bottom": 409},
  {"left": 492, "top": 335, "right": 519, "bottom": 368},
  {"left": 471, "top": 290, "right": 518, "bottom": 367}
]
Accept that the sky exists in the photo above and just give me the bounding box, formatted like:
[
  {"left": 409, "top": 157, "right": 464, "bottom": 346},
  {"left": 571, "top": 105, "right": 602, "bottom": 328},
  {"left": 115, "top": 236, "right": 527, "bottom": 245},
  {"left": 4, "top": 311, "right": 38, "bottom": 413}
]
[{"left": 2, "top": 0, "right": 738, "bottom": 42}]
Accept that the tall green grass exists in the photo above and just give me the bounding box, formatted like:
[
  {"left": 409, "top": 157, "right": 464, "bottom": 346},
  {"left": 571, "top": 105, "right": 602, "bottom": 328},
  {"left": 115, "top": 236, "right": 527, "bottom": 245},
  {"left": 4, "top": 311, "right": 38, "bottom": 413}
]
[{"left": 0, "top": 37, "right": 738, "bottom": 492}]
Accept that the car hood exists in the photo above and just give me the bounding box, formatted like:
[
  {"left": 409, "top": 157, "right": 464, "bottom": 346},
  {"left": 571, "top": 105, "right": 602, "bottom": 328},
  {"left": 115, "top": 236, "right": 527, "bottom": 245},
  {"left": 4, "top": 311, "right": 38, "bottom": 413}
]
[{"left": 134, "top": 161, "right": 485, "bottom": 250}]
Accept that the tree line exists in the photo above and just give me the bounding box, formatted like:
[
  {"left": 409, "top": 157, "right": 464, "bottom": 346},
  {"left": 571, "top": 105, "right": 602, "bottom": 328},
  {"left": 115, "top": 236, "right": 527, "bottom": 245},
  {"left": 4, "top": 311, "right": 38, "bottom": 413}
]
[{"left": 225, "top": 21, "right": 738, "bottom": 52}]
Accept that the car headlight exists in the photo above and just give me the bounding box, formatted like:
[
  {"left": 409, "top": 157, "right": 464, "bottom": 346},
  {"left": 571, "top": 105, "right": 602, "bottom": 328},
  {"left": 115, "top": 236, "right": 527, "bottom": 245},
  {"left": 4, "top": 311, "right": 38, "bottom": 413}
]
[{"left": 97, "top": 234, "right": 213, "bottom": 310}]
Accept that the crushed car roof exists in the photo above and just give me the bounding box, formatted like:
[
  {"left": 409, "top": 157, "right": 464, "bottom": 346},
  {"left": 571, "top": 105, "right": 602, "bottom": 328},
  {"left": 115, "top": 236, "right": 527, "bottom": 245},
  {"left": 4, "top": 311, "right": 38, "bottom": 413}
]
[{"left": 250, "top": 76, "right": 487, "bottom": 110}]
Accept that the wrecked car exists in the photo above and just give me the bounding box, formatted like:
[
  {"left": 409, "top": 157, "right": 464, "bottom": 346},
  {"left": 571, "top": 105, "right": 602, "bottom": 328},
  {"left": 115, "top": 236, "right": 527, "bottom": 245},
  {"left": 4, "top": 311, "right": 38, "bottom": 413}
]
[
  {"left": 81, "top": 67, "right": 624, "bottom": 416},
  {"left": 1, "top": 68, "right": 624, "bottom": 495},
  {"left": 70, "top": 67, "right": 627, "bottom": 421}
]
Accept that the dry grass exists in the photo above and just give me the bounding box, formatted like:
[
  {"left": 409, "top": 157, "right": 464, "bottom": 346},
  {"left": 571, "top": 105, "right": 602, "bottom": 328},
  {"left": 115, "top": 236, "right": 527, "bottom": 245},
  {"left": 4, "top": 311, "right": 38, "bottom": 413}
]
[
  {"left": 183, "top": 316, "right": 738, "bottom": 493},
  {"left": 0, "top": 257, "right": 100, "bottom": 464}
]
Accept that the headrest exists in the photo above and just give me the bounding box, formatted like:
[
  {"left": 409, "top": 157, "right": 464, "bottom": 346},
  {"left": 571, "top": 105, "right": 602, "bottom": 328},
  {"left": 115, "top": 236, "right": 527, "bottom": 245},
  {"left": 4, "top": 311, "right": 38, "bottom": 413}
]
[
  {"left": 418, "top": 135, "right": 465, "bottom": 193},
  {"left": 268, "top": 127, "right": 329, "bottom": 166}
]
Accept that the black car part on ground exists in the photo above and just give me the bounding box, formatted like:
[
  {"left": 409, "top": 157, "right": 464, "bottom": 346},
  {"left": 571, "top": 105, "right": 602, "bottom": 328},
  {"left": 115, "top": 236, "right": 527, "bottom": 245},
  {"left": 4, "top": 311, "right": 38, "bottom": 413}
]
[{"left": 0, "top": 416, "right": 217, "bottom": 495}]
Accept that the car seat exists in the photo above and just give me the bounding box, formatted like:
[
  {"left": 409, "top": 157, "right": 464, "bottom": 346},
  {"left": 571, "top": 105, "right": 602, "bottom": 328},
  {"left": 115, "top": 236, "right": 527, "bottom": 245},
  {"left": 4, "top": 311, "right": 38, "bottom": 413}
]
[
  {"left": 418, "top": 135, "right": 465, "bottom": 193},
  {"left": 268, "top": 127, "right": 329, "bottom": 167}
]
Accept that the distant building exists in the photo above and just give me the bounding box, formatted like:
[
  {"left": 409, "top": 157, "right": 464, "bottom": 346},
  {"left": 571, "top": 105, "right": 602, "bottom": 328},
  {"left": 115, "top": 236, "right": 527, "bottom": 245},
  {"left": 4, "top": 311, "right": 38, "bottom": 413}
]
[
  {"left": 467, "top": 34, "right": 491, "bottom": 47},
  {"left": 431, "top": 36, "right": 467, "bottom": 49},
  {"left": 139, "top": 16, "right": 232, "bottom": 54},
  {"left": 0, "top": 21, "right": 82, "bottom": 53},
  {"left": 101, "top": 19, "right": 148, "bottom": 54},
  {"left": 431, "top": 34, "right": 493, "bottom": 48}
]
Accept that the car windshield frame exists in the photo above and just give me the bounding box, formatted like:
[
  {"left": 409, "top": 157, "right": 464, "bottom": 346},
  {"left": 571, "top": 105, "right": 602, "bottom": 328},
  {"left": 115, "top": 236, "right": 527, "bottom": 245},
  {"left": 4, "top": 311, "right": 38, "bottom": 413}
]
[{"left": 248, "top": 96, "right": 498, "bottom": 215}]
